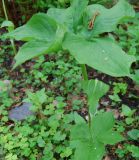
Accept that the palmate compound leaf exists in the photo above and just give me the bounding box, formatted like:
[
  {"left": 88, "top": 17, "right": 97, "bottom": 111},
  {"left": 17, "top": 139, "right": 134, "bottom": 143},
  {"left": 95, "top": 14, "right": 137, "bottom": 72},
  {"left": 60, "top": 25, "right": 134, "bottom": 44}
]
[
  {"left": 62, "top": 33, "right": 136, "bottom": 77},
  {"left": 71, "top": 112, "right": 124, "bottom": 160},
  {"left": 80, "top": 0, "right": 135, "bottom": 37},
  {"left": 82, "top": 79, "right": 109, "bottom": 114}
]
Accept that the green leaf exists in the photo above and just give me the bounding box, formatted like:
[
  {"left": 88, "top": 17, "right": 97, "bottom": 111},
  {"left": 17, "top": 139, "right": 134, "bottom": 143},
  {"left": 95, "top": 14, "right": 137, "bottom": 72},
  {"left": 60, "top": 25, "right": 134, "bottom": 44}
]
[
  {"left": 1, "top": 20, "right": 14, "bottom": 32},
  {"left": 125, "top": 117, "right": 134, "bottom": 125},
  {"left": 60, "top": 147, "right": 72, "bottom": 158},
  {"left": 13, "top": 40, "right": 50, "bottom": 68},
  {"left": 47, "top": 7, "right": 73, "bottom": 31},
  {"left": 53, "top": 131, "right": 66, "bottom": 141},
  {"left": 37, "top": 137, "right": 45, "bottom": 147},
  {"left": 13, "top": 23, "right": 65, "bottom": 68},
  {"left": 81, "top": 0, "right": 135, "bottom": 37},
  {"left": 5, "top": 14, "right": 64, "bottom": 68},
  {"left": 5, "top": 13, "right": 57, "bottom": 41},
  {"left": 73, "top": 140, "right": 105, "bottom": 160},
  {"left": 71, "top": 0, "right": 88, "bottom": 31},
  {"left": 82, "top": 79, "right": 109, "bottom": 114},
  {"left": 63, "top": 33, "right": 135, "bottom": 77},
  {"left": 5, "top": 153, "right": 18, "bottom": 160},
  {"left": 71, "top": 112, "right": 124, "bottom": 160},
  {"left": 91, "top": 112, "right": 115, "bottom": 136},
  {"left": 71, "top": 125, "right": 105, "bottom": 160},
  {"left": 47, "top": 0, "right": 88, "bottom": 33},
  {"left": 74, "top": 112, "right": 86, "bottom": 124},
  {"left": 92, "top": 112, "right": 124, "bottom": 145},
  {"left": 71, "top": 123, "right": 90, "bottom": 141},
  {"left": 99, "top": 130, "right": 124, "bottom": 145},
  {"left": 127, "top": 145, "right": 139, "bottom": 158},
  {"left": 47, "top": 0, "right": 88, "bottom": 32},
  {"left": 122, "top": 105, "right": 135, "bottom": 117},
  {"left": 130, "top": 70, "right": 139, "bottom": 85},
  {"left": 128, "top": 129, "right": 139, "bottom": 140}
]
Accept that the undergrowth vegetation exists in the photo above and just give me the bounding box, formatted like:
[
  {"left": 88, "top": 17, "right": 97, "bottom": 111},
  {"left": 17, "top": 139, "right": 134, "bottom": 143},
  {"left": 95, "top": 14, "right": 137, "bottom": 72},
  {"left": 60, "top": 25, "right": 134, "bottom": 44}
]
[{"left": 0, "top": 0, "right": 139, "bottom": 160}]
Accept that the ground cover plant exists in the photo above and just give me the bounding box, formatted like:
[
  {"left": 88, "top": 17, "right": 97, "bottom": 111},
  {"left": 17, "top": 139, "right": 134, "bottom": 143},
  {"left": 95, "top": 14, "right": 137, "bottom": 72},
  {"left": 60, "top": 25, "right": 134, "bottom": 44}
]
[{"left": 0, "top": 0, "right": 139, "bottom": 160}]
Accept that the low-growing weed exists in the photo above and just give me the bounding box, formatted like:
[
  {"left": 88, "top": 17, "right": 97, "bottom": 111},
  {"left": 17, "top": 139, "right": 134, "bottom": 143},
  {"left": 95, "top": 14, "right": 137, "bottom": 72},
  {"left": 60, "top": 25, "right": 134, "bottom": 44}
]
[{"left": 0, "top": 89, "right": 74, "bottom": 160}]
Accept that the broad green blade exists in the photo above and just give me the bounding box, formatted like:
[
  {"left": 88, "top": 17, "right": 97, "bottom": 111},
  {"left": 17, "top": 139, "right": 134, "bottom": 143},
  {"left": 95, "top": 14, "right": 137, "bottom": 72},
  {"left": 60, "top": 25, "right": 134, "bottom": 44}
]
[
  {"left": 4, "top": 13, "right": 57, "bottom": 41},
  {"left": 82, "top": 79, "right": 109, "bottom": 114},
  {"left": 98, "top": 130, "right": 124, "bottom": 145},
  {"left": 1, "top": 20, "right": 14, "bottom": 32},
  {"left": 92, "top": 112, "right": 124, "bottom": 145},
  {"left": 13, "top": 24, "right": 65, "bottom": 68},
  {"left": 71, "top": 123, "right": 90, "bottom": 141},
  {"left": 13, "top": 40, "right": 51, "bottom": 68},
  {"left": 71, "top": 112, "right": 124, "bottom": 160},
  {"left": 73, "top": 112, "right": 86, "bottom": 124},
  {"left": 71, "top": 0, "right": 88, "bottom": 31},
  {"left": 71, "top": 121, "right": 105, "bottom": 160},
  {"left": 73, "top": 140, "right": 105, "bottom": 160},
  {"left": 63, "top": 33, "right": 135, "bottom": 77},
  {"left": 47, "top": 8, "right": 73, "bottom": 31},
  {"left": 81, "top": 0, "right": 135, "bottom": 37},
  {"left": 91, "top": 112, "right": 115, "bottom": 136}
]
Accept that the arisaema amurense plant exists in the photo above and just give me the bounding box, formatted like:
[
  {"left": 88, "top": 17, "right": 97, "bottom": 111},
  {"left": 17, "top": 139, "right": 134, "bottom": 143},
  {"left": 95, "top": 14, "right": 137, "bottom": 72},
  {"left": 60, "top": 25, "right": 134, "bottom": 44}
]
[{"left": 3, "top": 0, "right": 136, "bottom": 159}]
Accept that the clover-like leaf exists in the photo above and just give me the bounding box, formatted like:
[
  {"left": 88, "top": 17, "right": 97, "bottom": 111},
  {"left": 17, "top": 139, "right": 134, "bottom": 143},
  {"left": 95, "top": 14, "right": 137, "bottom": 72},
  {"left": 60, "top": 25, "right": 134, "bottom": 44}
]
[{"left": 128, "top": 129, "right": 139, "bottom": 140}]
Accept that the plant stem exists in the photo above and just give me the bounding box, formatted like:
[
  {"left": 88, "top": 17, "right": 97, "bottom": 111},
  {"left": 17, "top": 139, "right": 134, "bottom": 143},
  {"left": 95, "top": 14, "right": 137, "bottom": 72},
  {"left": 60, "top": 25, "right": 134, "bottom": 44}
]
[
  {"left": 2, "top": 0, "right": 8, "bottom": 20},
  {"left": 10, "top": 39, "right": 17, "bottom": 55},
  {"left": 2, "top": 0, "right": 17, "bottom": 55},
  {"left": 81, "top": 64, "right": 92, "bottom": 128},
  {"left": 81, "top": 64, "right": 88, "bottom": 80}
]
